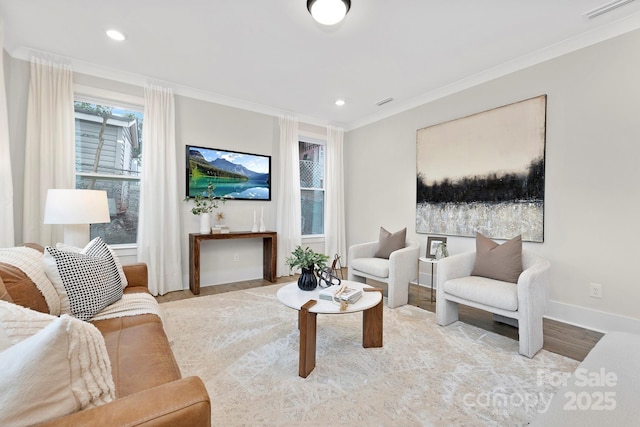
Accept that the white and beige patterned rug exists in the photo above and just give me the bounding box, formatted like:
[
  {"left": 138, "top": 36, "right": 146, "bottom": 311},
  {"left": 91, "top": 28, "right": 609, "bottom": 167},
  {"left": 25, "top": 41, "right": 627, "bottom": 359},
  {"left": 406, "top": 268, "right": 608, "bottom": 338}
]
[{"left": 161, "top": 285, "right": 578, "bottom": 426}]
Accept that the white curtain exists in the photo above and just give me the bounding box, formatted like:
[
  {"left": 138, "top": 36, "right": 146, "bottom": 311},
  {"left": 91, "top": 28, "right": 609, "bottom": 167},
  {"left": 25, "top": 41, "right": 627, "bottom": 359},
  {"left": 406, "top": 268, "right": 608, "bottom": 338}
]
[
  {"left": 276, "top": 115, "right": 301, "bottom": 277},
  {"left": 137, "top": 84, "right": 182, "bottom": 296},
  {"left": 23, "top": 56, "right": 74, "bottom": 246},
  {"left": 324, "top": 126, "right": 346, "bottom": 261},
  {"left": 0, "top": 20, "right": 15, "bottom": 247}
]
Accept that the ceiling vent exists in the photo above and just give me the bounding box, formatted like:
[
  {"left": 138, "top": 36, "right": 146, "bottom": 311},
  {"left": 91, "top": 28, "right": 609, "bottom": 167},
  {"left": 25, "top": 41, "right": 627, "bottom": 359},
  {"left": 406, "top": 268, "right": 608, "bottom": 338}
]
[
  {"left": 376, "top": 97, "right": 394, "bottom": 107},
  {"left": 585, "top": 0, "right": 636, "bottom": 19}
]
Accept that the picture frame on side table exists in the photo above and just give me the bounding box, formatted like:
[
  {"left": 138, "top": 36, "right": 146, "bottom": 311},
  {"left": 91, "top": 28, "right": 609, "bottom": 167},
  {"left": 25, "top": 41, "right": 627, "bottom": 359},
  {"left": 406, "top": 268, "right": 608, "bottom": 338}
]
[{"left": 426, "top": 236, "right": 447, "bottom": 259}]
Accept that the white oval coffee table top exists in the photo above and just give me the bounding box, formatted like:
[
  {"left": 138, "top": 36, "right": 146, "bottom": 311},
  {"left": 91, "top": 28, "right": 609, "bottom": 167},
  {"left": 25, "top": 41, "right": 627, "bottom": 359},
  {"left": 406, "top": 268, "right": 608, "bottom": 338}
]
[{"left": 276, "top": 281, "right": 382, "bottom": 314}]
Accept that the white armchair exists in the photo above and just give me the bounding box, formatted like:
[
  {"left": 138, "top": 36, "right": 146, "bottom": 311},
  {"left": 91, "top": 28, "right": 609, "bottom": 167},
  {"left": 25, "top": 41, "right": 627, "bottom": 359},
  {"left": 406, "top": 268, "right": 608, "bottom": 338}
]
[
  {"left": 348, "top": 240, "right": 419, "bottom": 308},
  {"left": 436, "top": 250, "right": 550, "bottom": 358}
]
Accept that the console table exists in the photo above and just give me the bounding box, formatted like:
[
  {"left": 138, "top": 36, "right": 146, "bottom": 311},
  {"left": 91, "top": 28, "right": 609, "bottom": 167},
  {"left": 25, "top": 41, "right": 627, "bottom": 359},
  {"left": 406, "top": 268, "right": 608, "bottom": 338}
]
[{"left": 189, "top": 231, "right": 277, "bottom": 295}]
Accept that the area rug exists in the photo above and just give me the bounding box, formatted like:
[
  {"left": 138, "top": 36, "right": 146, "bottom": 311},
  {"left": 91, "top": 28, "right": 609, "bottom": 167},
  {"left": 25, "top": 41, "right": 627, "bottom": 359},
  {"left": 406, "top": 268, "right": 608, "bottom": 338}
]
[{"left": 160, "top": 285, "right": 578, "bottom": 426}]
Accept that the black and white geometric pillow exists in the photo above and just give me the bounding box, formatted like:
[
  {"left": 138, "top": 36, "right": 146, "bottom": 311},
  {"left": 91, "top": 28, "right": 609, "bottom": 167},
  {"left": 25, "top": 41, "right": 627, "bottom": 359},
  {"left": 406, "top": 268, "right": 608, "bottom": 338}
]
[
  {"left": 56, "top": 237, "right": 128, "bottom": 289},
  {"left": 44, "top": 246, "right": 123, "bottom": 321}
]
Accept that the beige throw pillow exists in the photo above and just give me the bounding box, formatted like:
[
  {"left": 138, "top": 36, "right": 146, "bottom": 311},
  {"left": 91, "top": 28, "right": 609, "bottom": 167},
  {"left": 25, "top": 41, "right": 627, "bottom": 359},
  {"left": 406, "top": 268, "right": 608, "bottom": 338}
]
[
  {"left": 374, "top": 227, "right": 407, "bottom": 259},
  {"left": 0, "top": 301, "right": 115, "bottom": 425},
  {"left": 471, "top": 232, "right": 523, "bottom": 284}
]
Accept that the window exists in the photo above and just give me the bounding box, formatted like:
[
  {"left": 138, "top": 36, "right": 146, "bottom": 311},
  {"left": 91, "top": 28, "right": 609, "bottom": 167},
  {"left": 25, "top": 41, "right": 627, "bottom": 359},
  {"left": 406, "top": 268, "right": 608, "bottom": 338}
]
[
  {"left": 299, "top": 139, "right": 324, "bottom": 236},
  {"left": 74, "top": 100, "right": 143, "bottom": 245}
]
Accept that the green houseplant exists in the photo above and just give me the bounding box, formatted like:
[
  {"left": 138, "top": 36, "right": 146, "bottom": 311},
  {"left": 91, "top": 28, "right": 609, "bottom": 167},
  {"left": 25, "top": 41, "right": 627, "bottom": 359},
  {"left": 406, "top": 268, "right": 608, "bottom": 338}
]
[
  {"left": 184, "top": 182, "right": 224, "bottom": 215},
  {"left": 285, "top": 246, "right": 330, "bottom": 291},
  {"left": 184, "top": 182, "right": 226, "bottom": 233}
]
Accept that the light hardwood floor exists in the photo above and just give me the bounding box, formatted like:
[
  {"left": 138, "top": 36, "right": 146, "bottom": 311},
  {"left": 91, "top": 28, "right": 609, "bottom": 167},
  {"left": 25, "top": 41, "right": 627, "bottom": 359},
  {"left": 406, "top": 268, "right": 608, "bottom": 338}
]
[{"left": 155, "top": 269, "right": 603, "bottom": 361}]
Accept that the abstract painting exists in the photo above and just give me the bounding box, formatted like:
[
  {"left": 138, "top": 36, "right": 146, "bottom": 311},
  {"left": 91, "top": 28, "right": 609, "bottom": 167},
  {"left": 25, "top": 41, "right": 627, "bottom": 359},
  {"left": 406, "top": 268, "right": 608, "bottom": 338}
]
[{"left": 416, "top": 95, "right": 546, "bottom": 242}]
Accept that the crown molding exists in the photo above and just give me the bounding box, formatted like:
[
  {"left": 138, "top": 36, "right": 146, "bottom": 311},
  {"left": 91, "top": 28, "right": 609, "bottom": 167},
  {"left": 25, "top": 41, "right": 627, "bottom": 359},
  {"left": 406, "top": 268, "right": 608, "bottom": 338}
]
[
  {"left": 8, "top": 11, "right": 640, "bottom": 133},
  {"left": 9, "top": 46, "right": 334, "bottom": 129},
  {"left": 345, "top": 11, "right": 640, "bottom": 131}
]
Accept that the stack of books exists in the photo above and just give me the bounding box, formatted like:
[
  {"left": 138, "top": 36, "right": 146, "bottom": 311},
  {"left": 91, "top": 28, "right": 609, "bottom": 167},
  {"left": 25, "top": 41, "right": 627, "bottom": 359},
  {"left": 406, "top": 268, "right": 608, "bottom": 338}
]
[
  {"left": 318, "top": 285, "right": 363, "bottom": 304},
  {"left": 211, "top": 225, "right": 230, "bottom": 234}
]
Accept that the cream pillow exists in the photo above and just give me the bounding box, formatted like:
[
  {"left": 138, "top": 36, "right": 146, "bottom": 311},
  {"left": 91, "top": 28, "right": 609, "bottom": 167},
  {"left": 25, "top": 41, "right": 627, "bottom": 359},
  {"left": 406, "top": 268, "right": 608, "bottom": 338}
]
[{"left": 0, "top": 300, "right": 115, "bottom": 425}]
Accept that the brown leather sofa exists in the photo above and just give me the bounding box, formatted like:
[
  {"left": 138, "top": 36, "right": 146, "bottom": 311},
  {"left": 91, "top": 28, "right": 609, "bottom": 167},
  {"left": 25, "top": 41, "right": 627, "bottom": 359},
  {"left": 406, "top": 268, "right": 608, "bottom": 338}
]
[{"left": 0, "top": 244, "right": 211, "bottom": 426}]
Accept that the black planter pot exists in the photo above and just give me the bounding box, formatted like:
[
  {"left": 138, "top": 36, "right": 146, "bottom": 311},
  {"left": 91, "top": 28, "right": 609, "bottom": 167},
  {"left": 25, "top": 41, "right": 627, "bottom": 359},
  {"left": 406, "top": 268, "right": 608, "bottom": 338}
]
[{"left": 297, "top": 267, "right": 318, "bottom": 291}]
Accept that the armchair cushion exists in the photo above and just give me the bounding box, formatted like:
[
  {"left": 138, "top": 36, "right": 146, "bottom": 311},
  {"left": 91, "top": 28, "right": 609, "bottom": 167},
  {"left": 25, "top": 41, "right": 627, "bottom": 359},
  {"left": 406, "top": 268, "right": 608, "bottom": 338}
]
[
  {"left": 471, "top": 233, "right": 523, "bottom": 284},
  {"left": 443, "top": 276, "right": 518, "bottom": 311},
  {"left": 374, "top": 227, "right": 406, "bottom": 259},
  {"left": 350, "top": 257, "right": 390, "bottom": 278}
]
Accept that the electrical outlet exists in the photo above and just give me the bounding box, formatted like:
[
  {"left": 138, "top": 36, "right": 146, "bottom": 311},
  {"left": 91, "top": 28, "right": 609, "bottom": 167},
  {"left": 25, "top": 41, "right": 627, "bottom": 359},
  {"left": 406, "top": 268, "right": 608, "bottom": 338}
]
[
  {"left": 233, "top": 253, "right": 240, "bottom": 262},
  {"left": 589, "top": 283, "right": 603, "bottom": 299}
]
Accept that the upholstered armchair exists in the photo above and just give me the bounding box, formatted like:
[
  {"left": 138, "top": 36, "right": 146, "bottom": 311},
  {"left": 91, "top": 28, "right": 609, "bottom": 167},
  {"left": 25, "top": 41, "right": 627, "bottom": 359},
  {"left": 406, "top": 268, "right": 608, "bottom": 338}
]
[
  {"left": 436, "top": 250, "right": 550, "bottom": 358},
  {"left": 348, "top": 240, "right": 419, "bottom": 308}
]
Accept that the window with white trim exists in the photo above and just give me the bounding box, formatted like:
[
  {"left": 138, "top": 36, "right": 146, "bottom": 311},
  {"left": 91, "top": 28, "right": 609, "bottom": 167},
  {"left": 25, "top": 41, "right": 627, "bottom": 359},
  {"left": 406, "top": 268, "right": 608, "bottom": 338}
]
[
  {"left": 299, "top": 138, "right": 325, "bottom": 236},
  {"left": 74, "top": 98, "right": 143, "bottom": 245}
]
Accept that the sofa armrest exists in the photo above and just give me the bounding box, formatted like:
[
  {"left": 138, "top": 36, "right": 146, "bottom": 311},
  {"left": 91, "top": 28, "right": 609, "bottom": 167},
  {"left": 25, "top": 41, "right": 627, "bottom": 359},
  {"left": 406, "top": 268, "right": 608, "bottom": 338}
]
[
  {"left": 40, "top": 376, "right": 210, "bottom": 427},
  {"left": 123, "top": 263, "right": 149, "bottom": 290}
]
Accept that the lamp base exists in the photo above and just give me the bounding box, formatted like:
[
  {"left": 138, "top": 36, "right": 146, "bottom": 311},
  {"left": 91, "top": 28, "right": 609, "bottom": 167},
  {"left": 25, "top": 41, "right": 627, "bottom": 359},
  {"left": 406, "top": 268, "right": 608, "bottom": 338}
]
[{"left": 63, "top": 224, "right": 91, "bottom": 248}]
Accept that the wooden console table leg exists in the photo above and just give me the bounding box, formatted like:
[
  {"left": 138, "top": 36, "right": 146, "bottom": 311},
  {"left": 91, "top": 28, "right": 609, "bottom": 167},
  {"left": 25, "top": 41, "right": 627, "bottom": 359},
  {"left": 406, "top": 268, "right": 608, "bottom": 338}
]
[
  {"left": 363, "top": 288, "right": 383, "bottom": 348},
  {"left": 299, "top": 300, "right": 317, "bottom": 378},
  {"left": 189, "top": 235, "right": 201, "bottom": 295},
  {"left": 263, "top": 236, "right": 277, "bottom": 282}
]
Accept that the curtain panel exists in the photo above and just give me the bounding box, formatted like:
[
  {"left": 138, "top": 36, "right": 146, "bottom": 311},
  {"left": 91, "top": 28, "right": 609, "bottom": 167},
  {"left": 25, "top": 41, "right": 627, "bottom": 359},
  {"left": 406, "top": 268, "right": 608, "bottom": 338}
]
[
  {"left": 0, "top": 21, "right": 14, "bottom": 247},
  {"left": 137, "top": 84, "right": 183, "bottom": 295},
  {"left": 324, "top": 126, "right": 346, "bottom": 261},
  {"left": 23, "top": 56, "right": 74, "bottom": 246},
  {"left": 276, "top": 115, "right": 302, "bottom": 277}
]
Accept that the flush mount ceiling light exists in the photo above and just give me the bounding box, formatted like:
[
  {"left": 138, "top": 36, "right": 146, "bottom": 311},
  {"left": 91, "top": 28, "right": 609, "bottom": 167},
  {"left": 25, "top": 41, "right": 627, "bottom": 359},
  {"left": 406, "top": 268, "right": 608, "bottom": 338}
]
[
  {"left": 335, "top": 99, "right": 345, "bottom": 106},
  {"left": 105, "top": 29, "right": 126, "bottom": 41},
  {"left": 307, "top": 0, "right": 351, "bottom": 26}
]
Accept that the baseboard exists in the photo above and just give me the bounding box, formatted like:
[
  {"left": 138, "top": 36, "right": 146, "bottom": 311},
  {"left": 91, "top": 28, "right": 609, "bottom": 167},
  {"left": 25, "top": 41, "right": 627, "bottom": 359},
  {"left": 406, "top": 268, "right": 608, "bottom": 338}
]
[
  {"left": 545, "top": 300, "right": 640, "bottom": 334},
  {"left": 181, "top": 266, "right": 266, "bottom": 290}
]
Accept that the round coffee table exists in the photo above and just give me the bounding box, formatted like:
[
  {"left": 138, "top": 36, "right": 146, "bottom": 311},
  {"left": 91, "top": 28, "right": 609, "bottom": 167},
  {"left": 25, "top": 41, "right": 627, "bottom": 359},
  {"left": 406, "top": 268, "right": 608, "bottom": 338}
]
[{"left": 277, "top": 281, "right": 383, "bottom": 378}]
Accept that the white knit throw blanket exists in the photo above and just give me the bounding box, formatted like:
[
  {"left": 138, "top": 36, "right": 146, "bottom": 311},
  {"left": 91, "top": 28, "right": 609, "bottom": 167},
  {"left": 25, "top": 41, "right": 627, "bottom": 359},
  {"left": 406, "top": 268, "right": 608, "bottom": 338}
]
[
  {"left": 90, "top": 293, "right": 163, "bottom": 324},
  {"left": 0, "top": 301, "right": 115, "bottom": 414},
  {"left": 0, "top": 247, "right": 61, "bottom": 315}
]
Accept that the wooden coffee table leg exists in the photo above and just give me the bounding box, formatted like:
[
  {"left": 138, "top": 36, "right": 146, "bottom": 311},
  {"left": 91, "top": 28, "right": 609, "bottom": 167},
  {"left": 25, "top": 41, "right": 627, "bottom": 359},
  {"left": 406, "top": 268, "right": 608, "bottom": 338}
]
[
  {"left": 363, "top": 288, "right": 383, "bottom": 348},
  {"left": 299, "top": 300, "right": 317, "bottom": 378}
]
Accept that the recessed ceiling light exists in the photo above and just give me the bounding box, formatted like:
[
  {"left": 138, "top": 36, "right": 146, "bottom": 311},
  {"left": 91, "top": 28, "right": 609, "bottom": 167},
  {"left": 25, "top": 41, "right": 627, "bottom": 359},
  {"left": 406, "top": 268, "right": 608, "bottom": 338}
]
[
  {"left": 335, "top": 99, "right": 346, "bottom": 106},
  {"left": 106, "top": 29, "right": 126, "bottom": 41}
]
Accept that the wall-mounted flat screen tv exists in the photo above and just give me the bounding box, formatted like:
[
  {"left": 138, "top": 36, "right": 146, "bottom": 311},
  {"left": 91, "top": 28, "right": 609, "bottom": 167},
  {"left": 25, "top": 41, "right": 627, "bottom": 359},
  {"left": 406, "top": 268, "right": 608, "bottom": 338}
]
[{"left": 186, "top": 145, "right": 271, "bottom": 201}]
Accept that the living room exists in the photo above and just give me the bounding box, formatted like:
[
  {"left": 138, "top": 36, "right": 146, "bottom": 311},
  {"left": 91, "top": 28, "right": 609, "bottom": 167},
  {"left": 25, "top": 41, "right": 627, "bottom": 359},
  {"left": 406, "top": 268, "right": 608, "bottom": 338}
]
[{"left": 1, "top": 1, "right": 640, "bottom": 426}]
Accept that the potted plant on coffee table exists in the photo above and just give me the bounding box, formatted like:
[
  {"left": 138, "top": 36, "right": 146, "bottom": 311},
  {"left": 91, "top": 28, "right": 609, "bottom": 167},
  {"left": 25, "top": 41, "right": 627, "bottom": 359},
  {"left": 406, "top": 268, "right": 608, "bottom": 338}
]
[{"left": 285, "top": 246, "right": 330, "bottom": 291}]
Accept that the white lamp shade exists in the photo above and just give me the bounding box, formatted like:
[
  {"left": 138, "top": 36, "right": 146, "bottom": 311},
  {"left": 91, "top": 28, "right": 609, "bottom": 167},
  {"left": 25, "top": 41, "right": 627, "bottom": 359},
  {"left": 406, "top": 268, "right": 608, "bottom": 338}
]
[{"left": 44, "top": 189, "right": 111, "bottom": 225}]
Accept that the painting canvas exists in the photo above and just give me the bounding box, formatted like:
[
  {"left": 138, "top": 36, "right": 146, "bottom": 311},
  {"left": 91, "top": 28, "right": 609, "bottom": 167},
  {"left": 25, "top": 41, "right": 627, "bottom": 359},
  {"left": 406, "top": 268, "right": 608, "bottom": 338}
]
[
  {"left": 416, "top": 95, "right": 546, "bottom": 242},
  {"left": 186, "top": 145, "right": 271, "bottom": 200}
]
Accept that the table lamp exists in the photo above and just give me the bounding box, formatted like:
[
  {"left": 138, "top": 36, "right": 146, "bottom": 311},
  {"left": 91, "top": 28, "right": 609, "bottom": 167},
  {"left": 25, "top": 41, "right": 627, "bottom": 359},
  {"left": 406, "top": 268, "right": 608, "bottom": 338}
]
[{"left": 43, "top": 189, "right": 111, "bottom": 247}]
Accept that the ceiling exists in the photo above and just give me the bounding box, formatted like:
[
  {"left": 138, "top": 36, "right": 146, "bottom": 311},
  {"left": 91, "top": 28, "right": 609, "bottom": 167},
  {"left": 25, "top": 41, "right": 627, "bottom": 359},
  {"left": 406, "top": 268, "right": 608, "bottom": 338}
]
[{"left": 2, "top": 0, "right": 640, "bottom": 130}]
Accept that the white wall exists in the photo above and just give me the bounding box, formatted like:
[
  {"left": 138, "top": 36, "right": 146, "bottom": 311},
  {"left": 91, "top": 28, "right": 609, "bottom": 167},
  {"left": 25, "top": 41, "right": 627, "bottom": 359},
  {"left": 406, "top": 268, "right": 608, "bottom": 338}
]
[
  {"left": 6, "top": 64, "right": 281, "bottom": 289},
  {"left": 174, "top": 95, "right": 277, "bottom": 287},
  {"left": 345, "top": 29, "right": 640, "bottom": 332}
]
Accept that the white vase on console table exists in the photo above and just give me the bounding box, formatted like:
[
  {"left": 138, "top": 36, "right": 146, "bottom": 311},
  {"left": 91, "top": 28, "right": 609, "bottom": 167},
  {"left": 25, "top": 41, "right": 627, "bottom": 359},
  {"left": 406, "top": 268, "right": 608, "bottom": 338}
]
[
  {"left": 199, "top": 212, "right": 211, "bottom": 234},
  {"left": 252, "top": 209, "right": 259, "bottom": 232},
  {"left": 259, "top": 207, "right": 266, "bottom": 232}
]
